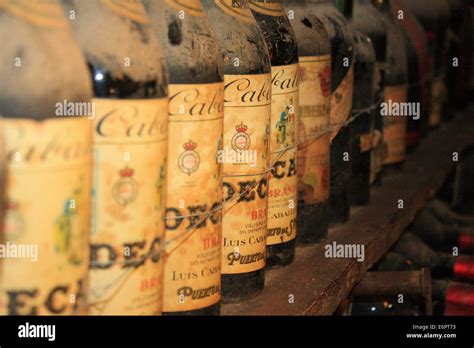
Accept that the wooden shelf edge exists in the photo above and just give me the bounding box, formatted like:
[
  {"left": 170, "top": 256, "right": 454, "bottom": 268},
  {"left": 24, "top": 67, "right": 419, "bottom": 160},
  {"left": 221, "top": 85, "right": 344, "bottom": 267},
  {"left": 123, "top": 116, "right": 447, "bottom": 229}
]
[{"left": 222, "top": 110, "right": 474, "bottom": 316}]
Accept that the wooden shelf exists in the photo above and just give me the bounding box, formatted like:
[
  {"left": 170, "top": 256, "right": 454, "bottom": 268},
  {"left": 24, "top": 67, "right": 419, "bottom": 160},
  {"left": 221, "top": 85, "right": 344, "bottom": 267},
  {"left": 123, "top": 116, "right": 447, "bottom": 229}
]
[{"left": 222, "top": 110, "right": 474, "bottom": 316}]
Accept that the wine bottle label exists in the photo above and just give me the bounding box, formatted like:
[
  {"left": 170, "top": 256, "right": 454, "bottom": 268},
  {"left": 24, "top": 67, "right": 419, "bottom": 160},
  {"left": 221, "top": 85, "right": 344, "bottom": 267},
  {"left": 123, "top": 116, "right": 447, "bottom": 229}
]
[
  {"left": 0, "top": 117, "right": 92, "bottom": 315},
  {"left": 453, "top": 257, "right": 474, "bottom": 281},
  {"left": 429, "top": 73, "right": 447, "bottom": 127},
  {"left": 446, "top": 283, "right": 474, "bottom": 307},
  {"left": 164, "top": 0, "right": 204, "bottom": 17},
  {"left": 297, "top": 55, "right": 330, "bottom": 205},
  {"left": 360, "top": 132, "right": 373, "bottom": 153},
  {"left": 382, "top": 84, "right": 408, "bottom": 165},
  {"left": 221, "top": 73, "right": 272, "bottom": 274},
  {"left": 100, "top": 0, "right": 150, "bottom": 24},
  {"left": 459, "top": 233, "right": 474, "bottom": 254},
  {"left": 0, "top": 0, "right": 68, "bottom": 28},
  {"left": 248, "top": 0, "right": 285, "bottom": 17},
  {"left": 214, "top": 0, "right": 254, "bottom": 24},
  {"left": 164, "top": 83, "right": 224, "bottom": 312},
  {"left": 330, "top": 65, "right": 354, "bottom": 142},
  {"left": 267, "top": 64, "right": 298, "bottom": 246},
  {"left": 90, "top": 98, "right": 167, "bottom": 315}
]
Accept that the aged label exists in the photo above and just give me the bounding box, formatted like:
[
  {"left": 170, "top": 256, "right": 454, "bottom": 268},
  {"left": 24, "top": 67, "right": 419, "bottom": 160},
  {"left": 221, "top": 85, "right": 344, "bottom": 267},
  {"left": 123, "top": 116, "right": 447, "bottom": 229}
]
[
  {"left": 248, "top": 0, "right": 285, "bottom": 16},
  {"left": 164, "top": 83, "right": 223, "bottom": 312},
  {"left": 0, "top": 117, "right": 92, "bottom": 315},
  {"left": 383, "top": 84, "right": 408, "bottom": 165},
  {"left": 222, "top": 73, "right": 272, "bottom": 274},
  {"left": 297, "top": 55, "right": 330, "bottom": 205},
  {"left": 100, "top": 0, "right": 150, "bottom": 24},
  {"left": 267, "top": 64, "right": 298, "bottom": 245},
  {"left": 0, "top": 0, "right": 68, "bottom": 28},
  {"left": 330, "top": 65, "right": 354, "bottom": 142},
  {"left": 89, "top": 98, "right": 167, "bottom": 315},
  {"left": 164, "top": 0, "right": 204, "bottom": 17}
]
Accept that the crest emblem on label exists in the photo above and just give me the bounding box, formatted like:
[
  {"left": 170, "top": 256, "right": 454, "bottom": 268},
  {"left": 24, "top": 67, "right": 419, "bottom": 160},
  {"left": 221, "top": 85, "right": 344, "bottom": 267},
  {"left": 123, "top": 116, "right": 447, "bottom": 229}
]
[
  {"left": 4, "top": 200, "right": 25, "bottom": 241},
  {"left": 113, "top": 167, "right": 139, "bottom": 206},
  {"left": 231, "top": 122, "right": 251, "bottom": 152},
  {"left": 178, "top": 140, "right": 200, "bottom": 175}
]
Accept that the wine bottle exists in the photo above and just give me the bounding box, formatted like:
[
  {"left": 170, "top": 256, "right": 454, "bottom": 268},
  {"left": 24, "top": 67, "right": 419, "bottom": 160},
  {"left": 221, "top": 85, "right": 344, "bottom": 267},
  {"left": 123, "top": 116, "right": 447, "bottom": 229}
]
[
  {"left": 399, "top": 0, "right": 450, "bottom": 128},
  {"left": 284, "top": 0, "right": 330, "bottom": 244},
  {"left": 64, "top": 0, "right": 168, "bottom": 315},
  {"left": 391, "top": 0, "right": 430, "bottom": 150},
  {"left": 349, "top": 29, "right": 376, "bottom": 205},
  {"left": 446, "top": 0, "right": 472, "bottom": 110},
  {"left": 309, "top": 0, "right": 355, "bottom": 224},
  {"left": 0, "top": 0, "right": 93, "bottom": 315},
  {"left": 377, "top": 0, "right": 408, "bottom": 173},
  {"left": 432, "top": 279, "right": 474, "bottom": 313},
  {"left": 393, "top": 233, "right": 474, "bottom": 282},
  {"left": 202, "top": 0, "right": 272, "bottom": 302},
  {"left": 351, "top": 0, "right": 387, "bottom": 186},
  {"left": 411, "top": 209, "right": 474, "bottom": 254},
  {"left": 249, "top": 0, "right": 299, "bottom": 267},
  {"left": 426, "top": 199, "right": 474, "bottom": 227},
  {"left": 340, "top": 1, "right": 376, "bottom": 206},
  {"left": 144, "top": 0, "right": 223, "bottom": 316}
]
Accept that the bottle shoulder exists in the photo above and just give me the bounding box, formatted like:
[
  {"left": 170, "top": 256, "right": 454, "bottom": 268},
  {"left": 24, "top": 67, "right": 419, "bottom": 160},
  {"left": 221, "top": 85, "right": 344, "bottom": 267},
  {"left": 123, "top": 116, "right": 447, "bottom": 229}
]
[
  {"left": 146, "top": 1, "right": 223, "bottom": 84},
  {"left": 64, "top": 1, "right": 168, "bottom": 99},
  {"left": 250, "top": 11, "right": 298, "bottom": 66},
  {"left": 202, "top": 2, "right": 271, "bottom": 75},
  {"left": 285, "top": 4, "right": 331, "bottom": 57},
  {"left": 0, "top": 15, "right": 92, "bottom": 119}
]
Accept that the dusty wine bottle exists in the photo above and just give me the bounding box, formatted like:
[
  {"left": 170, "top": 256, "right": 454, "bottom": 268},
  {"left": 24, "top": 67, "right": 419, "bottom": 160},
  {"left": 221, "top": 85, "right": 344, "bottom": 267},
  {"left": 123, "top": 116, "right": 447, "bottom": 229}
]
[
  {"left": 349, "top": 30, "right": 376, "bottom": 205},
  {"left": 0, "top": 0, "right": 93, "bottom": 315},
  {"left": 411, "top": 209, "right": 474, "bottom": 254},
  {"left": 284, "top": 0, "right": 331, "bottom": 244},
  {"left": 351, "top": 0, "right": 387, "bottom": 186},
  {"left": 309, "top": 0, "right": 354, "bottom": 224},
  {"left": 394, "top": 233, "right": 474, "bottom": 282},
  {"left": 391, "top": 0, "right": 430, "bottom": 150},
  {"left": 340, "top": 1, "right": 377, "bottom": 206},
  {"left": 64, "top": 0, "right": 168, "bottom": 315},
  {"left": 249, "top": 0, "right": 298, "bottom": 267},
  {"left": 399, "top": 0, "right": 450, "bottom": 128},
  {"left": 202, "top": 0, "right": 272, "bottom": 302},
  {"left": 378, "top": 0, "right": 408, "bottom": 173},
  {"left": 144, "top": 0, "right": 223, "bottom": 316}
]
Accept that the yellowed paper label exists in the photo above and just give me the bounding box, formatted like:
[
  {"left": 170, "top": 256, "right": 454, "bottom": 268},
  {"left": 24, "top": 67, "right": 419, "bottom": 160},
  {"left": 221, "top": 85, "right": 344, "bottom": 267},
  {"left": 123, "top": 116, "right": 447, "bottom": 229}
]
[
  {"left": 330, "top": 65, "right": 354, "bottom": 142},
  {"left": 383, "top": 85, "right": 408, "bottom": 165},
  {"left": 0, "top": 117, "right": 92, "bottom": 315},
  {"left": 248, "top": 0, "right": 284, "bottom": 16},
  {"left": 164, "top": 0, "right": 204, "bottom": 17},
  {"left": 0, "top": 0, "right": 68, "bottom": 28},
  {"left": 297, "top": 55, "right": 331, "bottom": 204},
  {"left": 222, "top": 73, "right": 272, "bottom": 274},
  {"left": 267, "top": 64, "right": 298, "bottom": 245},
  {"left": 214, "top": 0, "right": 254, "bottom": 24},
  {"left": 89, "top": 98, "right": 167, "bottom": 315},
  {"left": 429, "top": 73, "right": 447, "bottom": 127},
  {"left": 100, "top": 0, "right": 150, "bottom": 24},
  {"left": 164, "top": 83, "right": 223, "bottom": 312}
]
